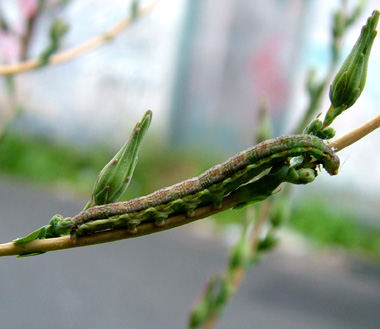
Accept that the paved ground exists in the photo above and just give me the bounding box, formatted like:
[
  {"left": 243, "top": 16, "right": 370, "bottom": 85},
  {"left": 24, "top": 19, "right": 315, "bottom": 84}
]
[{"left": 1, "top": 176, "right": 380, "bottom": 329}]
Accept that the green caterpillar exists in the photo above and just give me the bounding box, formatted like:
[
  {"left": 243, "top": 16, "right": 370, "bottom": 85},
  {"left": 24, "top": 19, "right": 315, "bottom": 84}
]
[{"left": 70, "top": 134, "right": 339, "bottom": 237}]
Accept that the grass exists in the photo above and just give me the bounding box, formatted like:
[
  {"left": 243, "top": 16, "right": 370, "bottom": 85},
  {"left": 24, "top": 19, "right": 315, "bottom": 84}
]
[
  {"left": 0, "top": 129, "right": 219, "bottom": 200},
  {"left": 289, "top": 199, "right": 380, "bottom": 256},
  {"left": 0, "top": 130, "right": 110, "bottom": 193},
  {"left": 1, "top": 130, "right": 380, "bottom": 259}
]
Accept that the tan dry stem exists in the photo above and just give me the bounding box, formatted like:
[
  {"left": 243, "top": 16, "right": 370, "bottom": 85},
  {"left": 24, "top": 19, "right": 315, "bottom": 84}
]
[
  {"left": 329, "top": 112, "right": 380, "bottom": 152},
  {"left": 0, "top": 1, "right": 160, "bottom": 75},
  {"left": 0, "top": 188, "right": 242, "bottom": 256}
]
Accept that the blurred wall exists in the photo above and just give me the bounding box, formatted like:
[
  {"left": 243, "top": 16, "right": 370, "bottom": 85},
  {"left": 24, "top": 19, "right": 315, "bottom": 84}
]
[
  {"left": 1, "top": 0, "right": 185, "bottom": 146},
  {"left": 169, "top": 0, "right": 311, "bottom": 152}
]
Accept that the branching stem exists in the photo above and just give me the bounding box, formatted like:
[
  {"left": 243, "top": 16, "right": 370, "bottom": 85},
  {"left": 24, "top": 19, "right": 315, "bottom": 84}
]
[
  {"left": 0, "top": 1, "right": 160, "bottom": 75},
  {"left": 0, "top": 111, "right": 379, "bottom": 257}
]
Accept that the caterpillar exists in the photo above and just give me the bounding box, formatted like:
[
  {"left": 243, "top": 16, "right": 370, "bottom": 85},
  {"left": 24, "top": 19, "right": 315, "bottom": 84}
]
[{"left": 70, "top": 134, "right": 339, "bottom": 237}]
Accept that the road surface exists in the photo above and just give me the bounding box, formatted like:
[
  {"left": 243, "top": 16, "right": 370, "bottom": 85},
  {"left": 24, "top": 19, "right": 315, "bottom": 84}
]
[{"left": 1, "top": 176, "right": 380, "bottom": 328}]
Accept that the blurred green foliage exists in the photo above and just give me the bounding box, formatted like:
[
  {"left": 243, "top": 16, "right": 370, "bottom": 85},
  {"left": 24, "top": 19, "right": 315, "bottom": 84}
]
[
  {"left": 290, "top": 199, "right": 380, "bottom": 256},
  {"left": 0, "top": 130, "right": 109, "bottom": 192},
  {"left": 0, "top": 129, "right": 219, "bottom": 199}
]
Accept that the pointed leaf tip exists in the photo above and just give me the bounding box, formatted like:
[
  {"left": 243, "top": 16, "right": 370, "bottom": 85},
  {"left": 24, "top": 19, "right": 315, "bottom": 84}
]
[{"left": 85, "top": 110, "right": 153, "bottom": 209}]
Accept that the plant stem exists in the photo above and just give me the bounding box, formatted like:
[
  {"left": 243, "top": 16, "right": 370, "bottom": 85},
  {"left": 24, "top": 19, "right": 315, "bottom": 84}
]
[
  {"left": 1, "top": 112, "right": 379, "bottom": 257},
  {"left": 201, "top": 202, "right": 270, "bottom": 329},
  {"left": 0, "top": 186, "right": 244, "bottom": 256},
  {"left": 0, "top": 1, "right": 161, "bottom": 75},
  {"left": 329, "top": 112, "right": 380, "bottom": 152}
]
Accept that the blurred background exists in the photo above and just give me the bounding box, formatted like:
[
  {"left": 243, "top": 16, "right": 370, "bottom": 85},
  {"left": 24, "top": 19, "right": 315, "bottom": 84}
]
[{"left": 1, "top": 0, "right": 380, "bottom": 328}]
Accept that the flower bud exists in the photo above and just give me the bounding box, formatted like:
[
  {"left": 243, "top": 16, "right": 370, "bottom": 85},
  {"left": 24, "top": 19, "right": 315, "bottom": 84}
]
[
  {"left": 269, "top": 194, "right": 291, "bottom": 227},
  {"left": 325, "top": 10, "right": 379, "bottom": 126},
  {"left": 86, "top": 110, "right": 152, "bottom": 209},
  {"left": 303, "top": 119, "right": 323, "bottom": 136},
  {"left": 285, "top": 168, "right": 316, "bottom": 185},
  {"left": 50, "top": 18, "right": 69, "bottom": 42},
  {"left": 229, "top": 230, "right": 250, "bottom": 271},
  {"left": 317, "top": 126, "right": 336, "bottom": 140},
  {"left": 39, "top": 18, "right": 69, "bottom": 66}
]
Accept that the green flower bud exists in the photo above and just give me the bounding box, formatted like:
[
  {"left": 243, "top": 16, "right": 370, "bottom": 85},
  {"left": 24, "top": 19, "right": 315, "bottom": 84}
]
[
  {"left": 131, "top": 0, "right": 140, "bottom": 19},
  {"left": 48, "top": 215, "right": 73, "bottom": 236},
  {"left": 39, "top": 18, "right": 69, "bottom": 66},
  {"left": 13, "top": 214, "right": 72, "bottom": 245},
  {"left": 257, "top": 233, "right": 278, "bottom": 252},
  {"left": 50, "top": 18, "right": 69, "bottom": 42},
  {"left": 303, "top": 119, "right": 323, "bottom": 136},
  {"left": 189, "top": 277, "right": 218, "bottom": 328},
  {"left": 303, "top": 119, "right": 335, "bottom": 140},
  {"left": 189, "top": 298, "right": 209, "bottom": 329},
  {"left": 285, "top": 168, "right": 316, "bottom": 185},
  {"left": 317, "top": 126, "right": 336, "bottom": 140},
  {"left": 214, "top": 280, "right": 232, "bottom": 307},
  {"left": 325, "top": 10, "right": 379, "bottom": 126},
  {"left": 255, "top": 100, "right": 273, "bottom": 143},
  {"left": 269, "top": 194, "right": 291, "bottom": 227},
  {"left": 85, "top": 110, "right": 152, "bottom": 209},
  {"left": 229, "top": 230, "right": 250, "bottom": 271}
]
